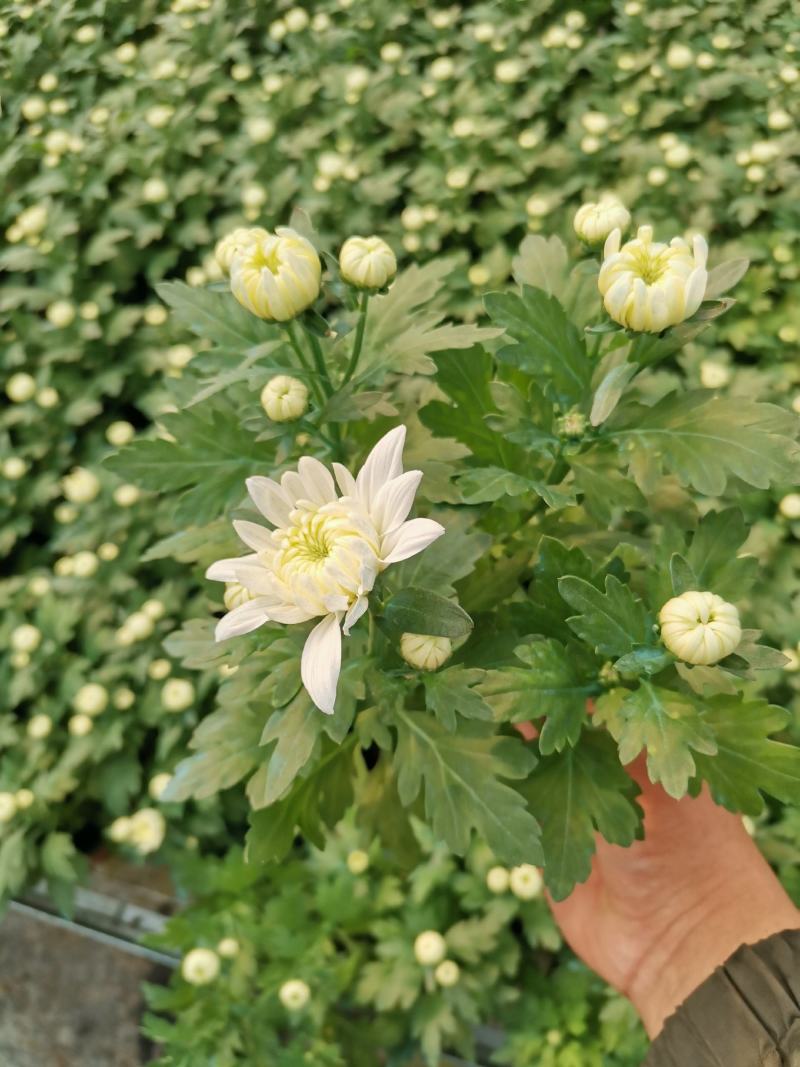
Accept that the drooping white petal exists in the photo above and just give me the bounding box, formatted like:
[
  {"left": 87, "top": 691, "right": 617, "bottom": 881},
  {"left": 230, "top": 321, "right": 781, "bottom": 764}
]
[
  {"left": 215, "top": 597, "right": 273, "bottom": 640},
  {"left": 370, "top": 469, "right": 424, "bottom": 535},
  {"left": 297, "top": 456, "right": 337, "bottom": 504},
  {"left": 206, "top": 554, "right": 259, "bottom": 582},
  {"left": 246, "top": 476, "right": 293, "bottom": 527},
  {"left": 229, "top": 561, "right": 279, "bottom": 595},
  {"left": 332, "top": 462, "right": 357, "bottom": 497},
  {"left": 301, "top": 613, "right": 342, "bottom": 715},
  {"left": 381, "top": 517, "right": 445, "bottom": 564},
  {"left": 355, "top": 426, "right": 406, "bottom": 507},
  {"left": 233, "top": 519, "right": 273, "bottom": 551},
  {"left": 263, "top": 604, "right": 316, "bottom": 624},
  {"left": 343, "top": 595, "right": 369, "bottom": 635}
]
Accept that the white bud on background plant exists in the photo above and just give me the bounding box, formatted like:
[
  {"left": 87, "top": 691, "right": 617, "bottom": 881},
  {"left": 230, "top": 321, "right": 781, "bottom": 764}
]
[
  {"left": 486, "top": 865, "right": 511, "bottom": 894},
  {"left": 279, "top": 978, "right": 311, "bottom": 1010},
  {"left": 260, "top": 375, "right": 309, "bottom": 422},
  {"left": 414, "top": 930, "right": 447, "bottom": 966},
  {"left": 509, "top": 864, "right": 544, "bottom": 900},
  {"left": 400, "top": 633, "right": 453, "bottom": 671},
  {"left": 339, "top": 235, "right": 397, "bottom": 289},
  {"left": 434, "top": 960, "right": 461, "bottom": 987},
  {"left": 346, "top": 849, "right": 369, "bottom": 874},
  {"left": 11, "top": 624, "right": 41, "bottom": 653},
  {"left": 162, "top": 677, "right": 195, "bottom": 712},
  {"left": 659, "top": 590, "right": 742, "bottom": 665},
  {"left": 181, "top": 948, "right": 220, "bottom": 985},
  {"left": 217, "top": 937, "right": 240, "bottom": 958}
]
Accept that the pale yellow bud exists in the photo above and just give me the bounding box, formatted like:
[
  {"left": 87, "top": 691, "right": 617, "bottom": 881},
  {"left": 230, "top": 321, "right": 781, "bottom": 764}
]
[
  {"left": 746, "top": 164, "right": 766, "bottom": 183},
  {"left": 72, "top": 682, "right": 108, "bottom": 717},
  {"left": 666, "top": 43, "right": 693, "bottom": 69},
  {"left": 6, "top": 373, "right": 36, "bottom": 403},
  {"left": 108, "top": 816, "right": 132, "bottom": 842},
  {"left": 143, "top": 599, "right": 166, "bottom": 620},
  {"left": 446, "top": 167, "right": 471, "bottom": 190},
  {"left": 128, "top": 808, "right": 166, "bottom": 853},
  {"left": 659, "top": 591, "right": 741, "bottom": 665},
  {"left": 581, "top": 111, "right": 609, "bottom": 135},
  {"left": 346, "top": 849, "right": 370, "bottom": 874},
  {"left": 106, "top": 421, "right": 135, "bottom": 447},
  {"left": 768, "top": 108, "right": 793, "bottom": 131},
  {"left": 62, "top": 467, "right": 100, "bottom": 503},
  {"left": 144, "top": 305, "right": 168, "bottom": 325},
  {"left": 510, "top": 864, "right": 543, "bottom": 900},
  {"left": 495, "top": 59, "right": 523, "bottom": 83},
  {"left": 699, "top": 361, "right": 731, "bottom": 389},
  {"left": 114, "top": 484, "right": 140, "bottom": 507},
  {"left": 0, "top": 793, "right": 18, "bottom": 823},
  {"left": 665, "top": 143, "right": 691, "bottom": 168},
  {"left": 414, "top": 930, "right": 447, "bottom": 966},
  {"left": 142, "top": 177, "right": 169, "bottom": 203},
  {"left": 380, "top": 42, "right": 403, "bottom": 62},
  {"left": 148, "top": 772, "right": 173, "bottom": 800},
  {"left": 11, "top": 624, "right": 41, "bottom": 653},
  {"left": 573, "top": 196, "right": 630, "bottom": 244},
  {"left": 434, "top": 960, "right": 460, "bottom": 987},
  {"left": 68, "top": 714, "right": 94, "bottom": 737},
  {"left": 345, "top": 66, "right": 370, "bottom": 93},
  {"left": 15, "top": 788, "right": 35, "bottom": 810},
  {"left": 260, "top": 375, "right": 309, "bottom": 422},
  {"left": 339, "top": 235, "right": 396, "bottom": 290},
  {"left": 245, "top": 116, "right": 275, "bottom": 143},
  {"left": 124, "top": 611, "right": 154, "bottom": 640},
  {"left": 430, "top": 57, "right": 455, "bottom": 81},
  {"left": 468, "top": 264, "right": 491, "bottom": 287},
  {"left": 148, "top": 659, "right": 172, "bottom": 681},
  {"left": 2, "top": 457, "right": 27, "bottom": 480},
  {"left": 279, "top": 978, "right": 311, "bottom": 1010},
  {"left": 113, "top": 687, "right": 136, "bottom": 710},
  {"left": 72, "top": 550, "right": 98, "bottom": 578},
  {"left": 486, "top": 865, "right": 510, "bottom": 893},
  {"left": 79, "top": 301, "right": 100, "bottom": 320},
  {"left": 27, "top": 714, "right": 53, "bottom": 740},
  {"left": 518, "top": 128, "right": 541, "bottom": 149},
  {"left": 230, "top": 228, "right": 321, "bottom": 322},
  {"left": 400, "top": 633, "right": 453, "bottom": 671},
  {"left": 17, "top": 204, "right": 48, "bottom": 236},
  {"left": 217, "top": 937, "right": 240, "bottom": 957},
  {"left": 779, "top": 494, "right": 800, "bottom": 520},
  {"left": 74, "top": 24, "right": 97, "bottom": 43},
  {"left": 21, "top": 97, "right": 47, "bottom": 121},
  {"left": 46, "top": 300, "right": 76, "bottom": 328},
  {"left": 36, "top": 387, "right": 59, "bottom": 409},
  {"left": 98, "top": 542, "right": 119, "bottom": 561},
  {"left": 162, "top": 677, "right": 194, "bottom": 712}
]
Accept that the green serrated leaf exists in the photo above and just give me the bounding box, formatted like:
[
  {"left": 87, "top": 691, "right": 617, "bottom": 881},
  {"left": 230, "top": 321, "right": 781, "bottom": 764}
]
[
  {"left": 383, "top": 588, "right": 473, "bottom": 639},
  {"left": 423, "top": 666, "right": 492, "bottom": 731},
  {"left": 559, "top": 574, "right": 650, "bottom": 658}
]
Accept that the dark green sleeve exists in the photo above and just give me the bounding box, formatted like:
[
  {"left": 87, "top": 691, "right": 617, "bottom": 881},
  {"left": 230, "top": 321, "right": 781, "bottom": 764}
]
[{"left": 645, "top": 929, "right": 800, "bottom": 1067}]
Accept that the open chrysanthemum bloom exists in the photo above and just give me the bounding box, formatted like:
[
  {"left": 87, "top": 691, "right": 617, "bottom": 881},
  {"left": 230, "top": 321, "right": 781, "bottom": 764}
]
[
  {"left": 207, "top": 427, "right": 444, "bottom": 713},
  {"left": 598, "top": 224, "right": 708, "bottom": 333}
]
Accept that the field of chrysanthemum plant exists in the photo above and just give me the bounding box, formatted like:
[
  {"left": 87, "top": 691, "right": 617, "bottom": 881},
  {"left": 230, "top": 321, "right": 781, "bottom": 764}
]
[{"left": 3, "top": 1, "right": 800, "bottom": 1064}]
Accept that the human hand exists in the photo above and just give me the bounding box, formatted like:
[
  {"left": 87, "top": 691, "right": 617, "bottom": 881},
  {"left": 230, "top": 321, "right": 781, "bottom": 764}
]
[{"left": 548, "top": 758, "right": 800, "bottom": 1036}]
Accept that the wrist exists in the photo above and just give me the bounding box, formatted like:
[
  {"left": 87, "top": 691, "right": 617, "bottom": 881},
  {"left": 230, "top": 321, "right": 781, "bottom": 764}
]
[{"left": 629, "top": 849, "right": 800, "bottom": 1036}]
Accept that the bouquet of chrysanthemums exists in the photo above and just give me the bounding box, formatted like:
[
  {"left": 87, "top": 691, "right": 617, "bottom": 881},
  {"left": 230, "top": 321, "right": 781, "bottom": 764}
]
[{"left": 109, "top": 197, "right": 800, "bottom": 899}]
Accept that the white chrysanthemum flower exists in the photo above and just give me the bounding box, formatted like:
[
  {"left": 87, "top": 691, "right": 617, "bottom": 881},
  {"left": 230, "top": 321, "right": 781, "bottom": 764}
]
[
  {"left": 182, "top": 947, "right": 220, "bottom": 985},
  {"left": 598, "top": 225, "right": 708, "bottom": 333},
  {"left": 279, "top": 978, "right": 311, "bottom": 1010},
  {"left": 573, "top": 196, "right": 630, "bottom": 245},
  {"left": 414, "top": 930, "right": 447, "bottom": 966},
  {"left": 207, "top": 427, "right": 444, "bottom": 714},
  {"left": 339, "top": 236, "right": 397, "bottom": 290},
  {"left": 230, "top": 227, "right": 321, "bottom": 321},
  {"left": 659, "top": 591, "right": 741, "bottom": 665}
]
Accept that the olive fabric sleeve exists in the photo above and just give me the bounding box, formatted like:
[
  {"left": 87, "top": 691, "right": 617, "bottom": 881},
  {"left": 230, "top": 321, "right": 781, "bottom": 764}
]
[{"left": 645, "top": 929, "right": 800, "bottom": 1067}]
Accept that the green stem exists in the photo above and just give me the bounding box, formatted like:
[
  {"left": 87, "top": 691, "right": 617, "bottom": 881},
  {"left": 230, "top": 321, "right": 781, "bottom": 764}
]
[
  {"left": 341, "top": 292, "right": 370, "bottom": 387},
  {"left": 283, "top": 321, "right": 326, "bottom": 407},
  {"left": 306, "top": 330, "right": 335, "bottom": 397}
]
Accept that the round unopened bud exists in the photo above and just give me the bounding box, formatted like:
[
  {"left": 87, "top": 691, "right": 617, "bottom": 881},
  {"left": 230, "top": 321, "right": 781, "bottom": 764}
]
[
  {"left": 72, "top": 683, "right": 108, "bottom": 717},
  {"left": 142, "top": 599, "right": 166, "bottom": 621},
  {"left": 62, "top": 467, "right": 100, "bottom": 504},
  {"left": 146, "top": 105, "right": 174, "bottom": 128},
  {"left": 162, "top": 677, "right": 194, "bottom": 712},
  {"left": 414, "top": 930, "right": 447, "bottom": 966},
  {"left": 182, "top": 948, "right": 220, "bottom": 985},
  {"left": 495, "top": 58, "right": 523, "bottom": 83},
  {"left": 18, "top": 204, "right": 48, "bottom": 236},
  {"left": 148, "top": 658, "right": 172, "bottom": 681},
  {"left": 29, "top": 576, "right": 50, "bottom": 597},
  {"left": 573, "top": 196, "right": 630, "bottom": 245},
  {"left": 381, "top": 42, "right": 403, "bottom": 62},
  {"left": 339, "top": 235, "right": 397, "bottom": 290},
  {"left": 106, "top": 421, "right": 135, "bottom": 447},
  {"left": 400, "top": 633, "right": 452, "bottom": 671},
  {"left": 11, "top": 624, "right": 41, "bottom": 652},
  {"left": 446, "top": 167, "right": 471, "bottom": 190},
  {"left": 27, "top": 714, "right": 53, "bottom": 740},
  {"left": 68, "top": 714, "right": 93, "bottom": 737},
  {"left": 126, "top": 611, "right": 154, "bottom": 640},
  {"left": 142, "top": 177, "right": 169, "bottom": 204},
  {"left": 36, "top": 387, "right": 59, "bottom": 408},
  {"left": 73, "top": 551, "right": 99, "bottom": 577},
  {"left": 510, "top": 864, "right": 543, "bottom": 900},
  {"left": 11, "top": 651, "right": 29, "bottom": 669},
  {"left": 98, "top": 542, "right": 119, "bottom": 561},
  {"left": 74, "top": 24, "right": 98, "bottom": 43},
  {"left": 779, "top": 494, "right": 800, "bottom": 520},
  {"left": 279, "top": 978, "right": 311, "bottom": 1010},
  {"left": 434, "top": 960, "right": 460, "bottom": 987},
  {"left": 15, "top": 788, "right": 34, "bottom": 810},
  {"left": 46, "top": 300, "right": 76, "bottom": 328},
  {"left": 486, "top": 866, "right": 510, "bottom": 894},
  {"left": 0, "top": 793, "right": 18, "bottom": 823},
  {"left": 22, "top": 96, "right": 47, "bottom": 121},
  {"left": 114, "top": 484, "right": 140, "bottom": 507},
  {"left": 108, "top": 816, "right": 132, "bottom": 842},
  {"left": 217, "top": 937, "right": 240, "bottom": 957},
  {"left": 148, "top": 773, "right": 173, "bottom": 800},
  {"left": 113, "top": 687, "right": 135, "bottom": 710},
  {"left": 2, "top": 457, "right": 27, "bottom": 480},
  {"left": 245, "top": 116, "right": 275, "bottom": 143},
  {"left": 659, "top": 591, "right": 741, "bottom": 665},
  {"left": 666, "top": 42, "right": 693, "bottom": 69},
  {"left": 260, "top": 376, "right": 309, "bottom": 422},
  {"left": 128, "top": 808, "right": 166, "bottom": 853},
  {"left": 768, "top": 108, "right": 793, "bottom": 131},
  {"left": 346, "top": 849, "right": 370, "bottom": 874},
  {"left": 144, "top": 305, "right": 167, "bottom": 325}
]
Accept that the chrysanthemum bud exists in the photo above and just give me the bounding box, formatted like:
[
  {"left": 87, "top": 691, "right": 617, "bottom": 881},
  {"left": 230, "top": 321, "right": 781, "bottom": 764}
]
[
  {"left": 400, "top": 633, "right": 453, "bottom": 671},
  {"left": 339, "top": 236, "right": 397, "bottom": 290},
  {"left": 46, "top": 300, "right": 76, "bottom": 328},
  {"left": 2, "top": 457, "right": 27, "bottom": 480},
  {"left": 598, "top": 225, "right": 708, "bottom": 333},
  {"left": 148, "top": 773, "right": 173, "bottom": 800},
  {"left": 414, "top": 930, "right": 447, "bottom": 966},
  {"left": 142, "top": 177, "right": 169, "bottom": 204},
  {"left": 230, "top": 228, "right": 321, "bottom": 321},
  {"left": 128, "top": 808, "right": 166, "bottom": 853},
  {"left": 27, "top": 714, "right": 53, "bottom": 740},
  {"left": 346, "top": 849, "right": 370, "bottom": 874},
  {"left": 0, "top": 793, "right": 18, "bottom": 823},
  {"left": 114, "top": 484, "right": 140, "bottom": 507},
  {"left": 217, "top": 937, "right": 240, "bottom": 958},
  {"left": 509, "top": 864, "right": 543, "bottom": 900},
  {"left": 72, "top": 683, "right": 108, "bottom": 717},
  {"left": 434, "top": 960, "right": 460, "bottom": 987},
  {"left": 15, "top": 788, "right": 34, "bottom": 810},
  {"left": 486, "top": 866, "right": 510, "bottom": 894},
  {"left": 162, "top": 677, "right": 194, "bottom": 712},
  {"left": 573, "top": 196, "right": 630, "bottom": 245},
  {"left": 11, "top": 624, "right": 41, "bottom": 653},
  {"left": 224, "top": 582, "right": 255, "bottom": 611},
  {"left": 274, "top": 977, "right": 310, "bottom": 1012},
  {"left": 106, "top": 420, "right": 135, "bottom": 447},
  {"left": 659, "top": 590, "right": 741, "bottom": 665},
  {"left": 68, "top": 714, "right": 93, "bottom": 737},
  {"left": 62, "top": 467, "right": 100, "bottom": 504},
  {"left": 214, "top": 227, "right": 268, "bottom": 275},
  {"left": 181, "top": 947, "right": 220, "bottom": 985},
  {"left": 779, "top": 494, "right": 800, "bottom": 520},
  {"left": 260, "top": 375, "right": 309, "bottom": 422}
]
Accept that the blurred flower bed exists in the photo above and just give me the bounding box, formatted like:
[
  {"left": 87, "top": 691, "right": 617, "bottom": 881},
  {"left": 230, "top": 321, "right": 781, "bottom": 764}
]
[{"left": 2, "top": 1, "right": 800, "bottom": 1064}]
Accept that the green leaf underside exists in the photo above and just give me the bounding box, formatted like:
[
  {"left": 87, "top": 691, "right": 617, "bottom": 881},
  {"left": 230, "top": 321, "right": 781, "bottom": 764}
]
[
  {"left": 393, "top": 712, "right": 542, "bottom": 866},
  {"left": 523, "top": 730, "right": 643, "bottom": 901},
  {"left": 383, "top": 587, "right": 473, "bottom": 638}
]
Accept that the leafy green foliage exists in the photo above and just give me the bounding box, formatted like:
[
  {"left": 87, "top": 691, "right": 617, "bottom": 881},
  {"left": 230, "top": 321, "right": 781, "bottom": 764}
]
[
  {"left": 559, "top": 575, "right": 650, "bottom": 658},
  {"left": 382, "top": 588, "right": 473, "bottom": 639}
]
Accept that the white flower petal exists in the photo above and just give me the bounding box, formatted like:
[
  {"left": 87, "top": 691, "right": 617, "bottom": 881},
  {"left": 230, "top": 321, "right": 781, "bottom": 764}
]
[
  {"left": 381, "top": 518, "right": 445, "bottom": 564},
  {"left": 215, "top": 598, "right": 272, "bottom": 640},
  {"left": 297, "top": 456, "right": 337, "bottom": 504},
  {"left": 233, "top": 519, "right": 273, "bottom": 551},
  {"left": 206, "top": 554, "right": 259, "bottom": 582},
  {"left": 371, "top": 469, "right": 423, "bottom": 535},
  {"left": 246, "top": 476, "right": 293, "bottom": 526},
  {"left": 332, "top": 462, "right": 357, "bottom": 497},
  {"left": 301, "top": 613, "right": 342, "bottom": 715},
  {"left": 343, "top": 595, "right": 369, "bottom": 635},
  {"left": 355, "top": 426, "right": 406, "bottom": 506}
]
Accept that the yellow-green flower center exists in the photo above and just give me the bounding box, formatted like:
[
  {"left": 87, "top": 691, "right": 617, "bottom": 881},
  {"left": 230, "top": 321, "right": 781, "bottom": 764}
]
[
  {"left": 281, "top": 512, "right": 336, "bottom": 570},
  {"left": 628, "top": 246, "right": 670, "bottom": 285},
  {"left": 251, "top": 242, "right": 282, "bottom": 274}
]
